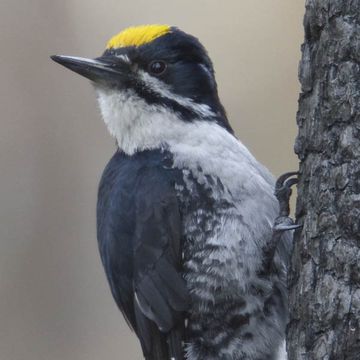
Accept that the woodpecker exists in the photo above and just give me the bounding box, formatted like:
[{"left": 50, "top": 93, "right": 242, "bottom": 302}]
[{"left": 51, "top": 24, "right": 298, "bottom": 360}]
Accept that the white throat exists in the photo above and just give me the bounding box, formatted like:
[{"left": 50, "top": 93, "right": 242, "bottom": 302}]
[
  {"left": 96, "top": 88, "right": 215, "bottom": 155},
  {"left": 95, "top": 88, "right": 275, "bottom": 197}
]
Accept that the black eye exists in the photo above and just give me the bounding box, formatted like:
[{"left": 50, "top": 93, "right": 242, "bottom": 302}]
[{"left": 148, "top": 60, "right": 167, "bottom": 75}]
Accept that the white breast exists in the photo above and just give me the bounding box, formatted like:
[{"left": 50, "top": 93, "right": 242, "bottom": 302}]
[{"left": 96, "top": 88, "right": 278, "bottom": 279}]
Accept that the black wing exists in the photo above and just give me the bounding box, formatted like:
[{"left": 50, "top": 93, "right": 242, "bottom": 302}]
[
  {"left": 132, "top": 167, "right": 190, "bottom": 359},
  {"left": 97, "top": 153, "right": 189, "bottom": 359}
]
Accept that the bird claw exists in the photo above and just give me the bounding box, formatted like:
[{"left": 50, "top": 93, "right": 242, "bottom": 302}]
[
  {"left": 273, "top": 172, "right": 300, "bottom": 232},
  {"left": 273, "top": 216, "right": 302, "bottom": 232}
]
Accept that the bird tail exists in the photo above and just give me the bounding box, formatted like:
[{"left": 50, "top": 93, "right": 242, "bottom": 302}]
[
  {"left": 145, "top": 332, "right": 169, "bottom": 360},
  {"left": 167, "top": 325, "right": 184, "bottom": 359},
  {"left": 144, "top": 327, "right": 184, "bottom": 360},
  {"left": 135, "top": 299, "right": 184, "bottom": 359}
]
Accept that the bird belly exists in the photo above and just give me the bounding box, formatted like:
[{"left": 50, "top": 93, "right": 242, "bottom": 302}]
[{"left": 176, "top": 177, "right": 286, "bottom": 360}]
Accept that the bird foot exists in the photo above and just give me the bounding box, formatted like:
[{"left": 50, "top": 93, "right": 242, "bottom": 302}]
[
  {"left": 273, "top": 172, "right": 301, "bottom": 232},
  {"left": 261, "top": 172, "right": 301, "bottom": 273}
]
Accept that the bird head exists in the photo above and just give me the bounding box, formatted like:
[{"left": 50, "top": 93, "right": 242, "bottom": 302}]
[{"left": 51, "top": 25, "right": 232, "bottom": 154}]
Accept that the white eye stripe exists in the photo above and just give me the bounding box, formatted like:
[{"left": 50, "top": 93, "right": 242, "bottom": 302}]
[
  {"left": 115, "top": 54, "right": 131, "bottom": 63},
  {"left": 199, "top": 64, "right": 212, "bottom": 77},
  {"left": 138, "top": 70, "right": 215, "bottom": 118}
]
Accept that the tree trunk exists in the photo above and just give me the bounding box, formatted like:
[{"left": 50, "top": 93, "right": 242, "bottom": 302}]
[{"left": 287, "top": 1, "right": 360, "bottom": 359}]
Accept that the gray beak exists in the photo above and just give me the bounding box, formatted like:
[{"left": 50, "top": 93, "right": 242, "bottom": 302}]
[{"left": 50, "top": 55, "right": 128, "bottom": 85}]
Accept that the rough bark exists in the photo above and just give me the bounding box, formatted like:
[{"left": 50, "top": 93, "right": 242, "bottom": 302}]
[{"left": 288, "top": 1, "right": 360, "bottom": 359}]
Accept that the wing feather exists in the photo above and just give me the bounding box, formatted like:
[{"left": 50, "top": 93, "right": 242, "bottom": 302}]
[{"left": 98, "top": 152, "right": 189, "bottom": 359}]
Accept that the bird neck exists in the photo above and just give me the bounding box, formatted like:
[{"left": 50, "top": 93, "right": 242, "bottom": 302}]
[{"left": 96, "top": 88, "right": 232, "bottom": 156}]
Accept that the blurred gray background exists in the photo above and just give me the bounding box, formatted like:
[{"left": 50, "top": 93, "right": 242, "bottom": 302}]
[{"left": 0, "top": 1, "right": 304, "bottom": 359}]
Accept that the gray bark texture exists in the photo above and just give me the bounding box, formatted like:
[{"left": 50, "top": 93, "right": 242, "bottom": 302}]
[{"left": 288, "top": 1, "right": 360, "bottom": 359}]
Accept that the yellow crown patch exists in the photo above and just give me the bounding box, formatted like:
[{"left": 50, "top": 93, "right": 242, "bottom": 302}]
[{"left": 106, "top": 24, "right": 171, "bottom": 49}]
